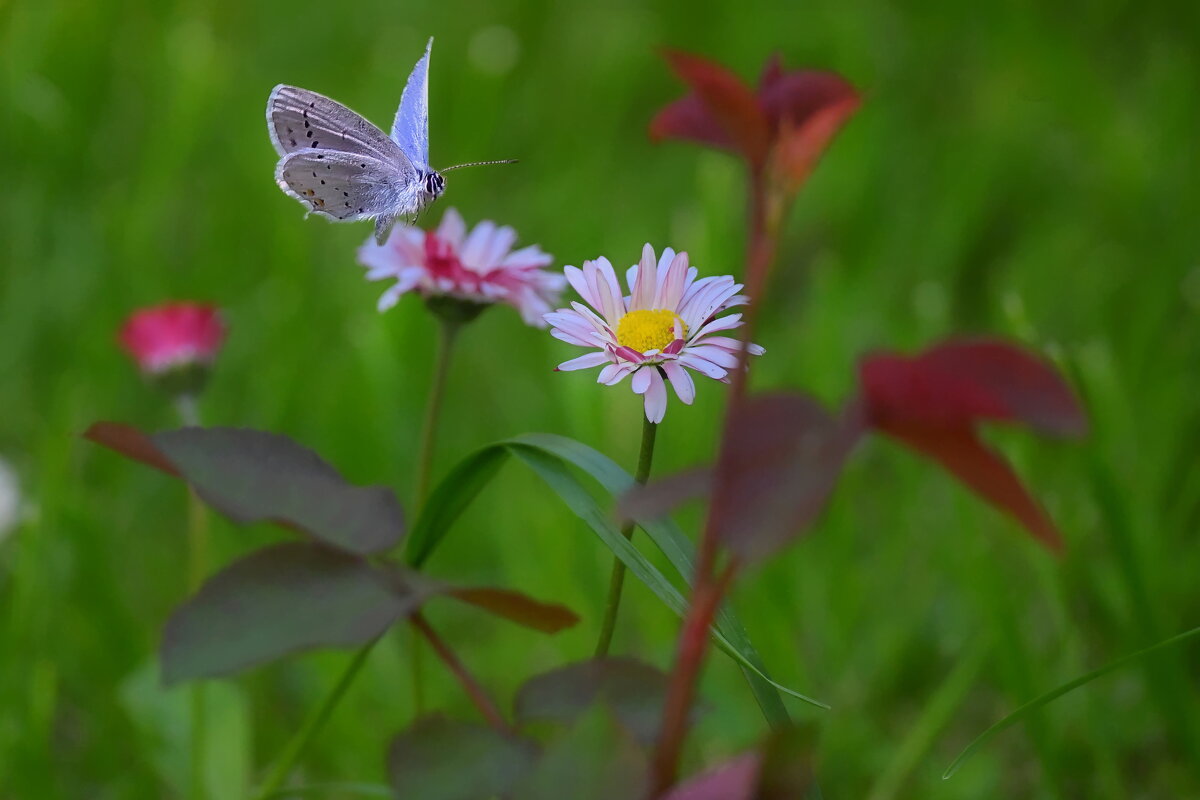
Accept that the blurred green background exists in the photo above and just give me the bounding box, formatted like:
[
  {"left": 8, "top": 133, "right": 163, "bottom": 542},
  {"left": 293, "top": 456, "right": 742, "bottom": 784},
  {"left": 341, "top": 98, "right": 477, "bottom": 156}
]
[{"left": 2, "top": 0, "right": 1198, "bottom": 796}]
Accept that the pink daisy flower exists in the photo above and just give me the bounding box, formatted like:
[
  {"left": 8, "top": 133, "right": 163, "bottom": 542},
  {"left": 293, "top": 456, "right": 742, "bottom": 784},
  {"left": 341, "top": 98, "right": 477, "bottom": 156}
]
[
  {"left": 545, "top": 244, "right": 764, "bottom": 423},
  {"left": 119, "top": 303, "right": 225, "bottom": 375},
  {"left": 357, "top": 207, "right": 564, "bottom": 326}
]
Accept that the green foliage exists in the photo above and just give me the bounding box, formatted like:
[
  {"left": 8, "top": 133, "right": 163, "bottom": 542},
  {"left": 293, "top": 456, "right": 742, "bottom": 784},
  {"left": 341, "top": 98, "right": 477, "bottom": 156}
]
[{"left": 2, "top": 0, "right": 1198, "bottom": 796}]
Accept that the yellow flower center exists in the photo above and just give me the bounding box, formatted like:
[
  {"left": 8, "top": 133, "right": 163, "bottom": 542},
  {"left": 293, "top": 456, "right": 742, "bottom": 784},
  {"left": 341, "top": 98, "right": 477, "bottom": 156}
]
[{"left": 616, "top": 309, "right": 687, "bottom": 353}]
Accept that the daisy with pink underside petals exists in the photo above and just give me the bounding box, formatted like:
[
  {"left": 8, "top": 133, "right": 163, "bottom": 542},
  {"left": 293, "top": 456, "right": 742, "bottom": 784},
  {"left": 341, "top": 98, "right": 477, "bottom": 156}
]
[
  {"left": 357, "top": 207, "right": 564, "bottom": 327},
  {"left": 545, "top": 244, "right": 764, "bottom": 423}
]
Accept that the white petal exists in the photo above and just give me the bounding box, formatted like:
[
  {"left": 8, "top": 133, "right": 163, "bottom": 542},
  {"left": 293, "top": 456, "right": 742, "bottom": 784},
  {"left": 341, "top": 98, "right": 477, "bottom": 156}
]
[
  {"left": 438, "top": 208, "right": 468, "bottom": 247},
  {"left": 564, "top": 264, "right": 600, "bottom": 309},
  {"left": 662, "top": 361, "right": 696, "bottom": 404},
  {"left": 631, "top": 367, "right": 653, "bottom": 394},
  {"left": 557, "top": 351, "right": 610, "bottom": 371},
  {"left": 677, "top": 352, "right": 728, "bottom": 380},
  {"left": 642, "top": 369, "right": 668, "bottom": 423},
  {"left": 654, "top": 250, "right": 689, "bottom": 310},
  {"left": 597, "top": 363, "right": 633, "bottom": 385},
  {"left": 685, "top": 344, "right": 739, "bottom": 369},
  {"left": 631, "top": 243, "right": 657, "bottom": 310}
]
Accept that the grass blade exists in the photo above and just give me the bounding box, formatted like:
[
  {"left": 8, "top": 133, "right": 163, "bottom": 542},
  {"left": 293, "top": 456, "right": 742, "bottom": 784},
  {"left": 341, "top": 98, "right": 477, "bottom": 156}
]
[
  {"left": 408, "top": 436, "right": 828, "bottom": 720},
  {"left": 944, "top": 625, "right": 1200, "bottom": 779}
]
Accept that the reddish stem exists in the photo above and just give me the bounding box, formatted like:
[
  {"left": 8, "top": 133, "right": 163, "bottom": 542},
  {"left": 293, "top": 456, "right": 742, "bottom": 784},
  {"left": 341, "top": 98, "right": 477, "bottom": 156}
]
[
  {"left": 651, "top": 166, "right": 784, "bottom": 796},
  {"left": 649, "top": 559, "right": 739, "bottom": 795},
  {"left": 411, "top": 612, "right": 514, "bottom": 736}
]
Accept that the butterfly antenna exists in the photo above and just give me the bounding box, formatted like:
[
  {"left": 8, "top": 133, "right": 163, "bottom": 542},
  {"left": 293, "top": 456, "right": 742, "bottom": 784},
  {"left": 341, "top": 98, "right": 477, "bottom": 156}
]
[{"left": 439, "top": 159, "right": 519, "bottom": 172}]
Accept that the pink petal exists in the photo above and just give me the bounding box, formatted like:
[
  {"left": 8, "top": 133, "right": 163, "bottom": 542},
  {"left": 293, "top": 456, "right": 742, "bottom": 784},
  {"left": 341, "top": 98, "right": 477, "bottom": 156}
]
[
  {"left": 557, "top": 351, "right": 610, "bottom": 372},
  {"left": 678, "top": 352, "right": 728, "bottom": 380},
  {"left": 437, "top": 207, "right": 468, "bottom": 248},
  {"left": 460, "top": 220, "right": 497, "bottom": 267},
  {"left": 631, "top": 367, "right": 653, "bottom": 394},
  {"left": 614, "top": 345, "right": 646, "bottom": 363},
  {"left": 662, "top": 361, "right": 696, "bottom": 404},
  {"left": 550, "top": 328, "right": 595, "bottom": 347},
  {"left": 686, "top": 344, "right": 740, "bottom": 369},
  {"left": 631, "top": 243, "right": 658, "bottom": 310},
  {"left": 501, "top": 243, "right": 553, "bottom": 269},
  {"left": 564, "top": 265, "right": 601, "bottom": 309},
  {"left": 585, "top": 258, "right": 625, "bottom": 325},
  {"left": 691, "top": 313, "right": 744, "bottom": 340},
  {"left": 598, "top": 363, "right": 633, "bottom": 385},
  {"left": 655, "top": 250, "right": 690, "bottom": 310},
  {"left": 643, "top": 368, "right": 668, "bottom": 423},
  {"left": 664, "top": 338, "right": 686, "bottom": 355}
]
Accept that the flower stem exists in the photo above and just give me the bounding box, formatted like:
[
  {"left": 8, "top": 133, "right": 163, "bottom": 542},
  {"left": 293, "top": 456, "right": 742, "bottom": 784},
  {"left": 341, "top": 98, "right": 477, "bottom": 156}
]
[
  {"left": 593, "top": 416, "right": 658, "bottom": 657},
  {"left": 410, "top": 613, "right": 513, "bottom": 735},
  {"left": 649, "top": 559, "right": 739, "bottom": 795},
  {"left": 176, "top": 394, "right": 209, "bottom": 800},
  {"left": 414, "top": 317, "right": 461, "bottom": 506},
  {"left": 252, "top": 315, "right": 463, "bottom": 798},
  {"left": 252, "top": 640, "right": 378, "bottom": 800},
  {"left": 410, "top": 315, "right": 461, "bottom": 715}
]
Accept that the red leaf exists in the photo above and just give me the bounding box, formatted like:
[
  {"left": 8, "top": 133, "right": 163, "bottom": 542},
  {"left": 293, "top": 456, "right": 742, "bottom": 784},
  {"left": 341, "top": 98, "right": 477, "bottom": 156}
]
[
  {"left": 444, "top": 587, "right": 579, "bottom": 634},
  {"left": 708, "top": 394, "right": 863, "bottom": 562},
  {"left": 859, "top": 338, "right": 1086, "bottom": 436},
  {"left": 758, "top": 69, "right": 859, "bottom": 131},
  {"left": 887, "top": 427, "right": 1064, "bottom": 552},
  {"left": 661, "top": 753, "right": 761, "bottom": 800},
  {"left": 660, "top": 50, "right": 770, "bottom": 167},
  {"left": 858, "top": 338, "right": 1083, "bottom": 552},
  {"left": 649, "top": 94, "right": 739, "bottom": 153},
  {"left": 85, "top": 422, "right": 180, "bottom": 477},
  {"left": 771, "top": 93, "right": 860, "bottom": 191}
]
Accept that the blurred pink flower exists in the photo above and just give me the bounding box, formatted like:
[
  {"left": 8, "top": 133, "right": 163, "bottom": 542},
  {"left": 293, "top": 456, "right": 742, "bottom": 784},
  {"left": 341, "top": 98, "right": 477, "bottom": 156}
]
[
  {"left": 118, "top": 303, "right": 225, "bottom": 375},
  {"left": 545, "top": 244, "right": 763, "bottom": 423},
  {"left": 357, "top": 207, "right": 564, "bottom": 326}
]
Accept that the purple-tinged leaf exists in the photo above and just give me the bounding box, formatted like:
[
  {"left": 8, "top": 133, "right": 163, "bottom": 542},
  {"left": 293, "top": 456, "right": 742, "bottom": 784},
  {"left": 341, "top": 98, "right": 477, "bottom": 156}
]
[
  {"left": 86, "top": 423, "right": 404, "bottom": 555},
  {"left": 163, "top": 546, "right": 578, "bottom": 683},
  {"left": 387, "top": 715, "right": 537, "bottom": 800},
  {"left": 657, "top": 50, "right": 770, "bottom": 167},
  {"left": 660, "top": 753, "right": 761, "bottom": 800},
  {"left": 859, "top": 339, "right": 1086, "bottom": 437},
  {"left": 162, "top": 542, "right": 414, "bottom": 684},
  {"left": 444, "top": 587, "right": 578, "bottom": 634},
  {"left": 514, "top": 658, "right": 676, "bottom": 746},
  {"left": 884, "top": 428, "right": 1064, "bottom": 552},
  {"left": 627, "top": 394, "right": 862, "bottom": 563},
  {"left": 511, "top": 706, "right": 648, "bottom": 800},
  {"left": 86, "top": 421, "right": 180, "bottom": 476},
  {"left": 859, "top": 338, "right": 1086, "bottom": 551}
]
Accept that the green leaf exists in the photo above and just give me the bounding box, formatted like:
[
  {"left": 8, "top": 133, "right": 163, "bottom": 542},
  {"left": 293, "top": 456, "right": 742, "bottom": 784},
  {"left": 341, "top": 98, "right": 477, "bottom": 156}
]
[
  {"left": 388, "top": 715, "right": 538, "bottom": 800},
  {"left": 514, "top": 657, "right": 676, "bottom": 745},
  {"left": 162, "top": 543, "right": 414, "bottom": 684},
  {"left": 508, "top": 434, "right": 808, "bottom": 724},
  {"left": 511, "top": 706, "right": 648, "bottom": 800},
  {"left": 408, "top": 435, "right": 828, "bottom": 723},
  {"left": 943, "top": 624, "right": 1200, "bottom": 779},
  {"left": 86, "top": 423, "right": 404, "bottom": 555}
]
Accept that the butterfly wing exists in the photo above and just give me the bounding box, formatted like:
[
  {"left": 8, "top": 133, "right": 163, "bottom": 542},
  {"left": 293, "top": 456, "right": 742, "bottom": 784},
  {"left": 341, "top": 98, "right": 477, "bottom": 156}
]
[
  {"left": 274, "top": 150, "right": 421, "bottom": 224},
  {"left": 389, "top": 37, "right": 432, "bottom": 171},
  {"left": 267, "top": 85, "right": 406, "bottom": 164}
]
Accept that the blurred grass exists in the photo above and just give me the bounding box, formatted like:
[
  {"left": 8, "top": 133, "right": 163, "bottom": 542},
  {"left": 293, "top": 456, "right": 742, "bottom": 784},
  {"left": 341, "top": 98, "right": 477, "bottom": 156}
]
[{"left": 2, "top": 0, "right": 1199, "bottom": 797}]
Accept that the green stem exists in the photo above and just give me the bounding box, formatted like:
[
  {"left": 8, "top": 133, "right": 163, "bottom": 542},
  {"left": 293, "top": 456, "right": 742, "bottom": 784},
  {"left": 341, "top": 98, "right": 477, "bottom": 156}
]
[
  {"left": 177, "top": 395, "right": 208, "bottom": 800},
  {"left": 252, "top": 641, "right": 377, "bottom": 800},
  {"left": 251, "top": 315, "right": 462, "bottom": 799},
  {"left": 414, "top": 317, "right": 461, "bottom": 506},
  {"left": 593, "top": 416, "right": 658, "bottom": 657}
]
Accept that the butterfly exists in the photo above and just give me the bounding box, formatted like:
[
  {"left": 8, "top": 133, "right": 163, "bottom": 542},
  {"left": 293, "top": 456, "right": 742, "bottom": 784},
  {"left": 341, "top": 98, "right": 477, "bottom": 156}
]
[{"left": 267, "top": 37, "right": 513, "bottom": 244}]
